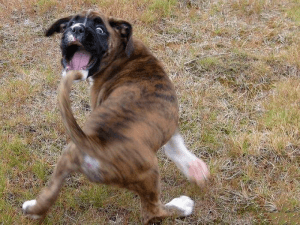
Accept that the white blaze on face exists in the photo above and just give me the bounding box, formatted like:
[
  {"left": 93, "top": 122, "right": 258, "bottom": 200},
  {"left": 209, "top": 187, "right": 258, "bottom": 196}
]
[
  {"left": 67, "top": 23, "right": 83, "bottom": 42},
  {"left": 66, "top": 32, "right": 75, "bottom": 42},
  {"left": 70, "top": 23, "right": 84, "bottom": 30}
]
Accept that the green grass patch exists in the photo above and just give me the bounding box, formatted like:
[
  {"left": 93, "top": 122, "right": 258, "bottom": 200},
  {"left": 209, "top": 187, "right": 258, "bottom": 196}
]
[
  {"left": 259, "top": 79, "right": 300, "bottom": 153},
  {"left": 201, "top": 129, "right": 218, "bottom": 145},
  {"left": 198, "top": 57, "right": 221, "bottom": 70},
  {"left": 43, "top": 66, "right": 59, "bottom": 87},
  {"left": 32, "top": 160, "right": 49, "bottom": 182},
  {"left": 79, "top": 185, "right": 111, "bottom": 208},
  {"left": 231, "top": 0, "right": 271, "bottom": 16},
  {"left": 286, "top": 1, "right": 300, "bottom": 24},
  {"left": 262, "top": 80, "right": 300, "bottom": 129},
  {"left": 1, "top": 137, "right": 31, "bottom": 170},
  {"left": 0, "top": 167, "right": 6, "bottom": 200},
  {"left": 268, "top": 211, "right": 300, "bottom": 224},
  {"left": 141, "top": 0, "right": 177, "bottom": 23},
  {"left": 0, "top": 201, "right": 13, "bottom": 224},
  {"left": 149, "top": 0, "right": 177, "bottom": 17},
  {"left": 0, "top": 78, "right": 38, "bottom": 105},
  {"left": 36, "top": 0, "right": 58, "bottom": 12}
]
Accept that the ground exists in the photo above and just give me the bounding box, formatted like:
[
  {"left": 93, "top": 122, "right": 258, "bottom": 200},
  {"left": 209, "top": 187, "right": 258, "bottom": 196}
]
[{"left": 0, "top": 0, "right": 299, "bottom": 224}]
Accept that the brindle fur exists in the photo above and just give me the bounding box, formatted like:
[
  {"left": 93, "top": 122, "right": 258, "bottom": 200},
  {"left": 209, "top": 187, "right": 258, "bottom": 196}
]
[{"left": 23, "top": 11, "right": 204, "bottom": 224}]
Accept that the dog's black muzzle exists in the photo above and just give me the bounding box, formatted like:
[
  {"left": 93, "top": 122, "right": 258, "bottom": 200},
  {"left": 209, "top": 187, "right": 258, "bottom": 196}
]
[{"left": 70, "top": 24, "right": 85, "bottom": 42}]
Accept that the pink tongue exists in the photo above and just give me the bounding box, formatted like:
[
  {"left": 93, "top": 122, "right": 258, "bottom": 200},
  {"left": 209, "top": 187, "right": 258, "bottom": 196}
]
[{"left": 68, "top": 50, "right": 91, "bottom": 70}]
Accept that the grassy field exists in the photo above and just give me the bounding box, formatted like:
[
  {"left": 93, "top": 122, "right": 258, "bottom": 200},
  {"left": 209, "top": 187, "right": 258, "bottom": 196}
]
[{"left": 1, "top": 0, "right": 300, "bottom": 224}]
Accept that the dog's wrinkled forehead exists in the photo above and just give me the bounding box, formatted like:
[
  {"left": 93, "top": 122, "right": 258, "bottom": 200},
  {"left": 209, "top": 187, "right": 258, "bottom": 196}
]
[
  {"left": 67, "top": 11, "right": 108, "bottom": 30},
  {"left": 69, "top": 15, "right": 89, "bottom": 27}
]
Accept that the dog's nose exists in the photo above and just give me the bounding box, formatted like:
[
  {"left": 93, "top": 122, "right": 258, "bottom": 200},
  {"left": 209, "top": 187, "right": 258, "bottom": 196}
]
[{"left": 72, "top": 26, "right": 84, "bottom": 35}]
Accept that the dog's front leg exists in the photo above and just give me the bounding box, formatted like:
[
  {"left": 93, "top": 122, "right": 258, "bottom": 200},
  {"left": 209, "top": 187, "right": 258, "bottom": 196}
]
[
  {"left": 164, "top": 132, "right": 210, "bottom": 186},
  {"left": 22, "top": 145, "right": 79, "bottom": 219}
]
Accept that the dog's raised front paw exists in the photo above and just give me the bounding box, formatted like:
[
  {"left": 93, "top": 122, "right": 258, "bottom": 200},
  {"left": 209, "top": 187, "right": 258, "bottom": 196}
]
[{"left": 188, "top": 158, "right": 210, "bottom": 186}]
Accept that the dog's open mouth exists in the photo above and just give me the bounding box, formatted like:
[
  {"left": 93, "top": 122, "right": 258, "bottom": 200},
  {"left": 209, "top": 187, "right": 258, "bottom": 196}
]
[{"left": 63, "top": 44, "right": 97, "bottom": 71}]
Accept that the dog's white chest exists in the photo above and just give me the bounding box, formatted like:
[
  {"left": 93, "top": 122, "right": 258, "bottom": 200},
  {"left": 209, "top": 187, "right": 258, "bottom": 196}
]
[{"left": 82, "top": 155, "right": 102, "bottom": 182}]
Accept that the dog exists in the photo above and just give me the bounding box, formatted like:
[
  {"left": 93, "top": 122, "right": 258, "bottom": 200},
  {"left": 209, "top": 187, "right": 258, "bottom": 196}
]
[{"left": 22, "top": 10, "right": 210, "bottom": 224}]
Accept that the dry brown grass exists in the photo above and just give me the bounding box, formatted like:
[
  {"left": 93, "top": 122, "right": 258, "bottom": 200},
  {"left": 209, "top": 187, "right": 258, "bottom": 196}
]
[{"left": 1, "top": 0, "right": 300, "bottom": 224}]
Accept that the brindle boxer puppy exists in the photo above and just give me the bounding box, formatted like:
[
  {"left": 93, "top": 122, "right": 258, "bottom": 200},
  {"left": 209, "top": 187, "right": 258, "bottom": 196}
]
[{"left": 22, "top": 11, "right": 210, "bottom": 224}]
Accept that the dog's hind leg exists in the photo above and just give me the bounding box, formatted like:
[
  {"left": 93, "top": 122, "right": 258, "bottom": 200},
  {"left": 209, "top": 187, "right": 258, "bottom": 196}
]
[
  {"left": 22, "top": 144, "right": 79, "bottom": 219},
  {"left": 129, "top": 161, "right": 194, "bottom": 224},
  {"left": 128, "top": 165, "right": 169, "bottom": 224},
  {"left": 164, "top": 131, "right": 210, "bottom": 186}
]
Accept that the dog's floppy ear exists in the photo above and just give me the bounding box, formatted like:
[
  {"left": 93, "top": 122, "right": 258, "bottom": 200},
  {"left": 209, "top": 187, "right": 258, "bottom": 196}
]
[
  {"left": 45, "top": 16, "right": 73, "bottom": 37},
  {"left": 109, "top": 17, "right": 134, "bottom": 57}
]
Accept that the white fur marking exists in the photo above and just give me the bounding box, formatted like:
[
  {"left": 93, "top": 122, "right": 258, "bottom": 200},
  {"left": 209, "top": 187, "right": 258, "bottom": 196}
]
[
  {"left": 22, "top": 199, "right": 37, "bottom": 211},
  {"left": 80, "top": 70, "right": 89, "bottom": 80},
  {"left": 83, "top": 16, "right": 88, "bottom": 26},
  {"left": 84, "top": 155, "right": 99, "bottom": 169},
  {"left": 62, "top": 69, "right": 89, "bottom": 81},
  {"left": 73, "top": 70, "right": 88, "bottom": 83},
  {"left": 84, "top": 10, "right": 92, "bottom": 26},
  {"left": 62, "top": 69, "right": 67, "bottom": 77},
  {"left": 165, "top": 196, "right": 194, "bottom": 216},
  {"left": 71, "top": 23, "right": 84, "bottom": 30},
  {"left": 87, "top": 76, "right": 94, "bottom": 86},
  {"left": 164, "top": 133, "right": 210, "bottom": 185},
  {"left": 164, "top": 133, "right": 196, "bottom": 177},
  {"left": 66, "top": 32, "right": 75, "bottom": 42},
  {"left": 82, "top": 154, "right": 102, "bottom": 182},
  {"left": 22, "top": 199, "right": 41, "bottom": 219}
]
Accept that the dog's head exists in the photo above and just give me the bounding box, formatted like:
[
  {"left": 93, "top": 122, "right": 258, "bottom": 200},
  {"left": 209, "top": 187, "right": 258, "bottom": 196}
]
[{"left": 45, "top": 11, "right": 134, "bottom": 78}]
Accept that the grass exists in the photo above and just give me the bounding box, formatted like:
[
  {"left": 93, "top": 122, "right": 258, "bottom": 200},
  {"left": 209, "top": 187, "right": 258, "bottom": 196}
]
[{"left": 1, "top": 0, "right": 300, "bottom": 224}]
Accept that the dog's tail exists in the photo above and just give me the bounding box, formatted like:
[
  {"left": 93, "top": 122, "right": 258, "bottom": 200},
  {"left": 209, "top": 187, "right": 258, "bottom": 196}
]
[{"left": 58, "top": 70, "right": 92, "bottom": 151}]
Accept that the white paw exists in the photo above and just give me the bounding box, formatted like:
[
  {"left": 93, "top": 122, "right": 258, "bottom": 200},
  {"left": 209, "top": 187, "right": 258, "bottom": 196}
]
[
  {"left": 22, "top": 199, "right": 41, "bottom": 219},
  {"left": 165, "top": 195, "right": 194, "bottom": 216}
]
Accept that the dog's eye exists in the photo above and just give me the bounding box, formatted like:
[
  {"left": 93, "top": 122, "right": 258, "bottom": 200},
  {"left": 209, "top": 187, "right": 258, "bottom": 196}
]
[
  {"left": 69, "top": 21, "right": 75, "bottom": 26},
  {"left": 96, "top": 27, "right": 104, "bottom": 34}
]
